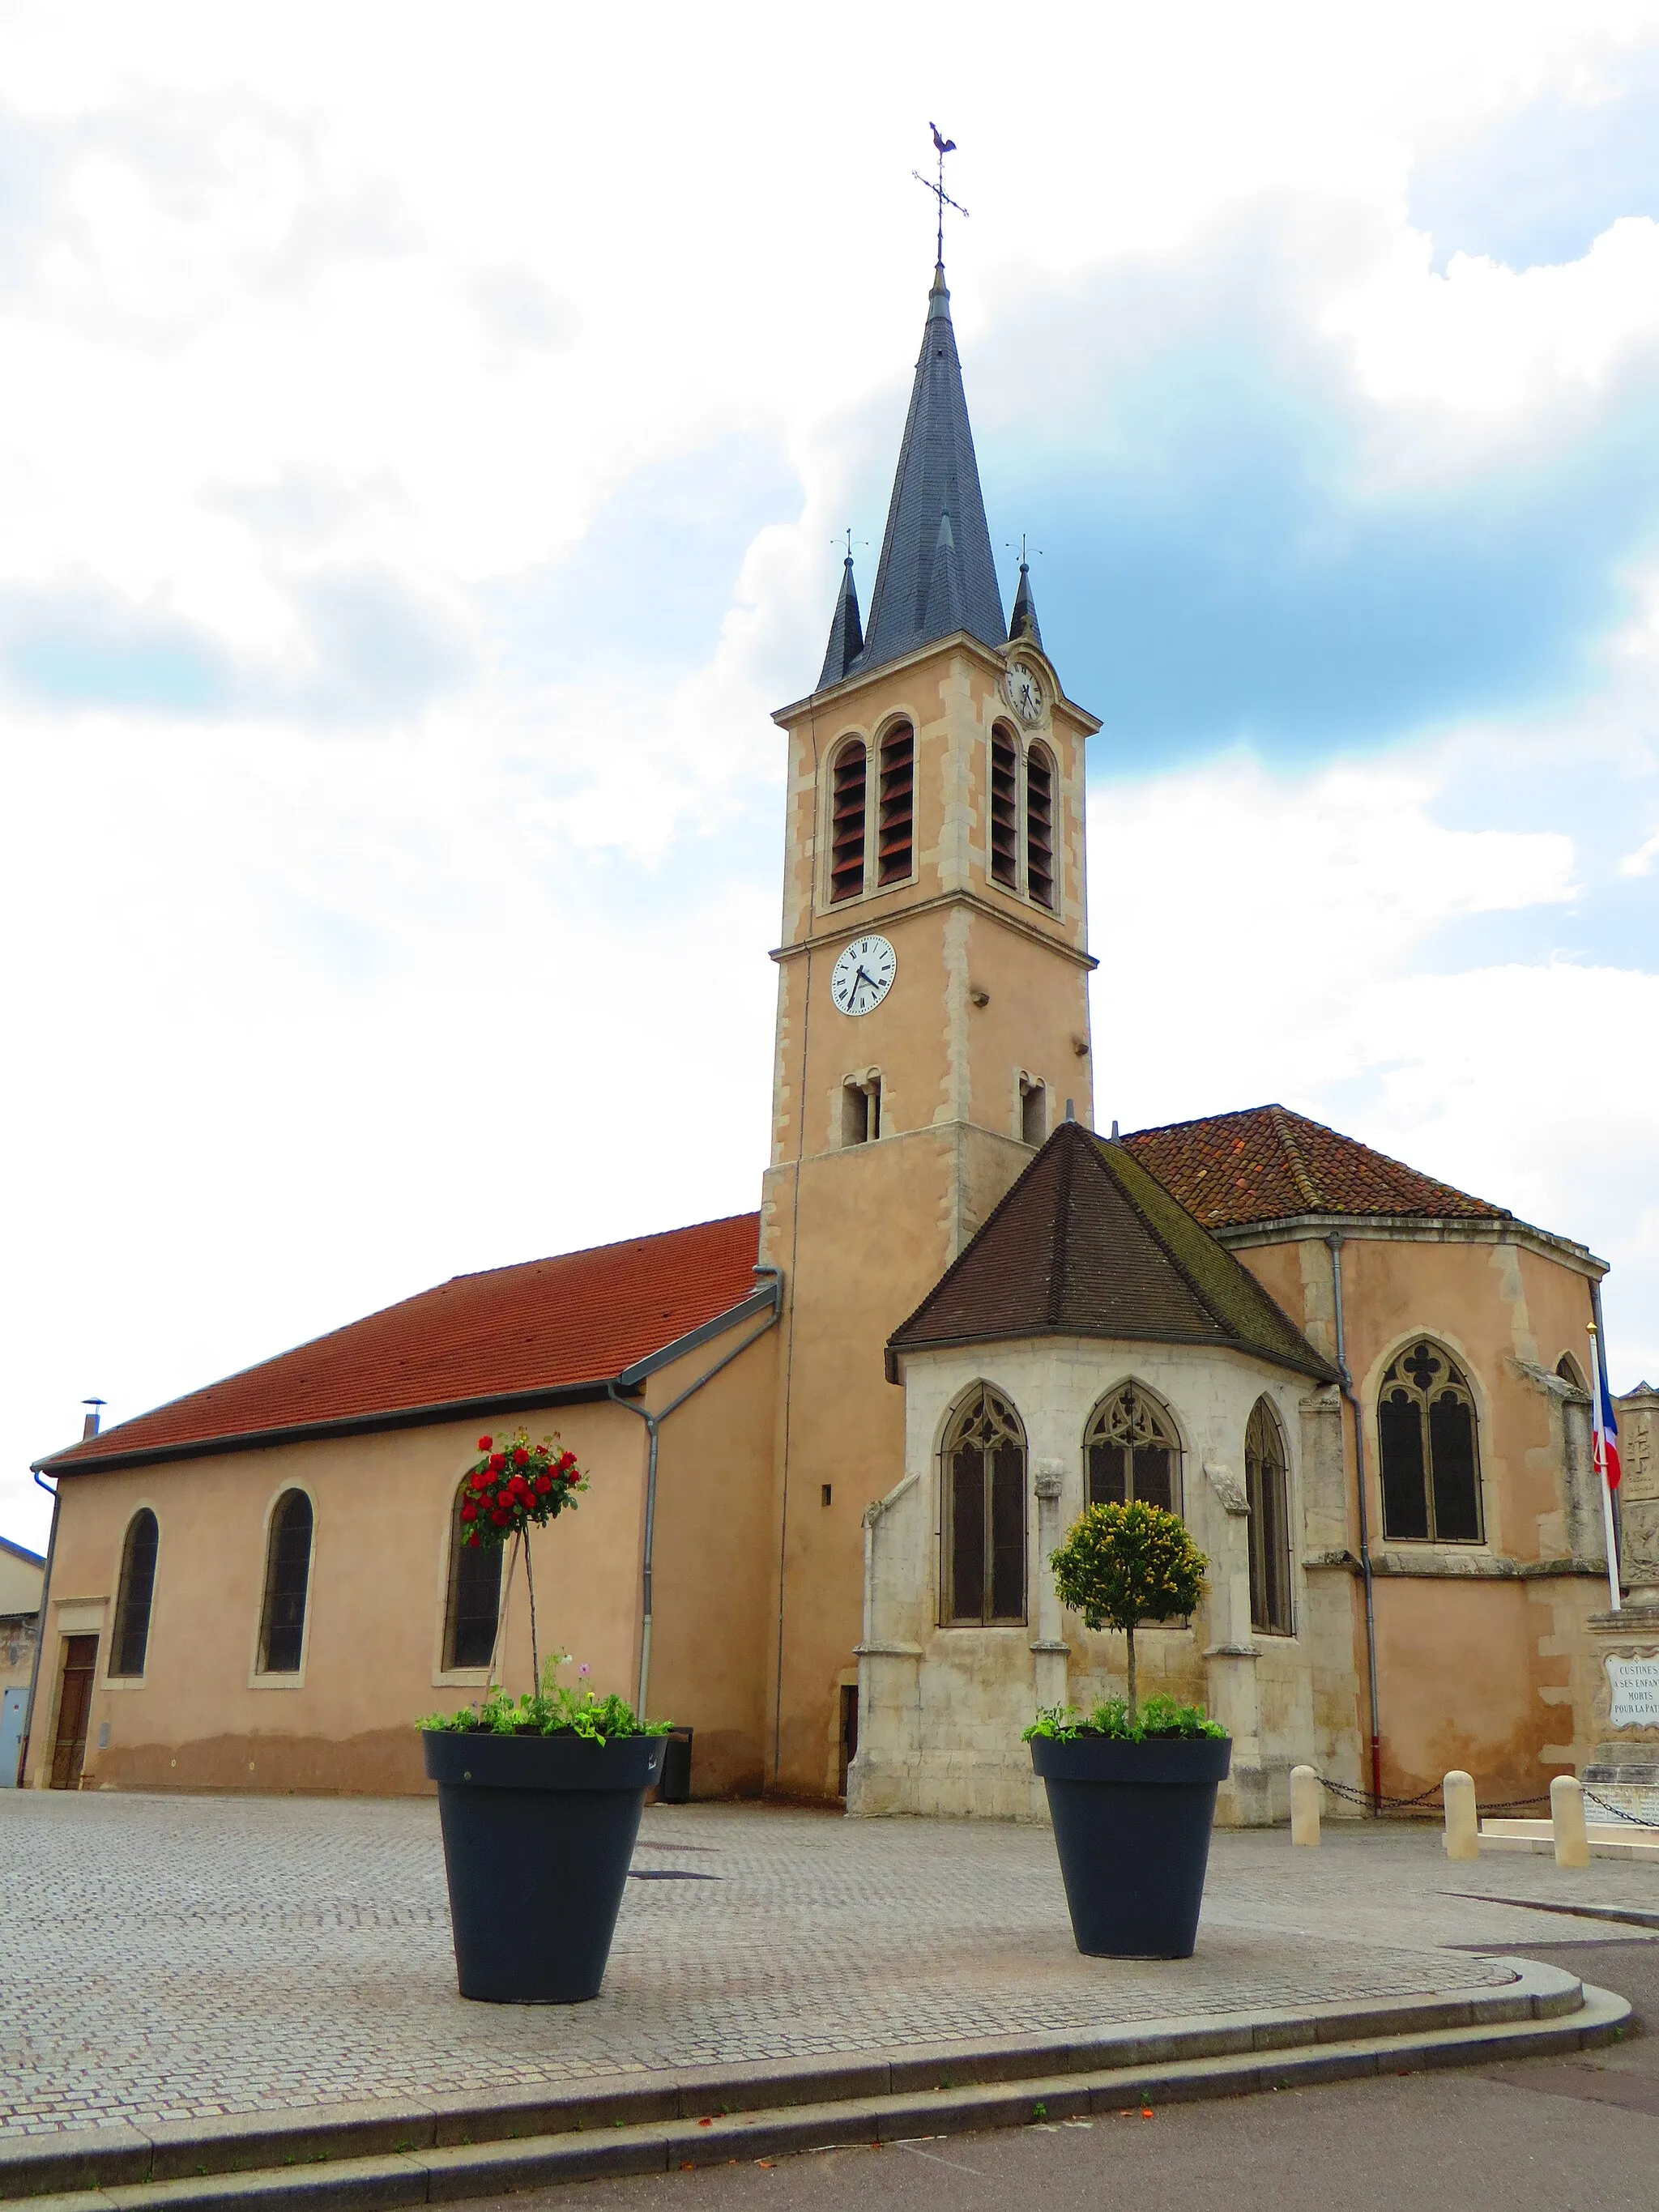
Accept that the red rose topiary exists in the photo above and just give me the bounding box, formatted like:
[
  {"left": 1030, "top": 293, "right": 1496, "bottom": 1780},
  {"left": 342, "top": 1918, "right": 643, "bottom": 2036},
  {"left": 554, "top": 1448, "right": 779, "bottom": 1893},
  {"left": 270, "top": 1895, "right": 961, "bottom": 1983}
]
[{"left": 454, "top": 1426, "right": 592, "bottom": 1694}]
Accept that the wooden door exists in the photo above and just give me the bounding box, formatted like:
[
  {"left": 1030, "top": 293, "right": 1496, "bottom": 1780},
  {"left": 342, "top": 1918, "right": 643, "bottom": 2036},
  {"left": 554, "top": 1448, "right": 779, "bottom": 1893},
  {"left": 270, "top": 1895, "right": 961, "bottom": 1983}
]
[{"left": 50, "top": 1636, "right": 98, "bottom": 1791}]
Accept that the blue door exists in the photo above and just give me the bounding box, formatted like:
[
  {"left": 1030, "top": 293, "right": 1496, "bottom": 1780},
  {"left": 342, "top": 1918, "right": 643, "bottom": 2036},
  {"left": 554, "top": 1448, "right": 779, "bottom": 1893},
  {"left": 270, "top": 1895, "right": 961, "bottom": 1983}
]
[{"left": 0, "top": 1686, "right": 27, "bottom": 1788}]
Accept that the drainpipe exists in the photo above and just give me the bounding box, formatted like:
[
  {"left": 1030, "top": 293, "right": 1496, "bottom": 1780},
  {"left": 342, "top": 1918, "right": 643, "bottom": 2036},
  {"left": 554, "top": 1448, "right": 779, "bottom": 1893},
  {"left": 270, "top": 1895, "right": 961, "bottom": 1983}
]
[
  {"left": 17, "top": 1467, "right": 61, "bottom": 1789},
  {"left": 607, "top": 1273, "right": 783, "bottom": 1720},
  {"left": 1328, "top": 1234, "right": 1383, "bottom": 1813}
]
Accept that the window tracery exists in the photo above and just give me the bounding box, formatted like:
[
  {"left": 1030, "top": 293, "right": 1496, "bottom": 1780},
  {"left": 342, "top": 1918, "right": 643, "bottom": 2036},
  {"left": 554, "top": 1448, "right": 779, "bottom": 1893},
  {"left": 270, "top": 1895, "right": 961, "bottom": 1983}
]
[
  {"left": 1377, "top": 1340, "right": 1482, "bottom": 1543},
  {"left": 1244, "top": 1398, "right": 1293, "bottom": 1635},
  {"left": 941, "top": 1385, "right": 1027, "bottom": 1625},
  {"left": 1085, "top": 1382, "right": 1181, "bottom": 1514}
]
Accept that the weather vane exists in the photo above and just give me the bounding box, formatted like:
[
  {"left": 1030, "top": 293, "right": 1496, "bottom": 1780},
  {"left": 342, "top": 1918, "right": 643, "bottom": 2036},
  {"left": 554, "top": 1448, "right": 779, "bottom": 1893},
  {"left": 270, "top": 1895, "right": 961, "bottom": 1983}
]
[{"left": 913, "top": 121, "right": 968, "bottom": 266}]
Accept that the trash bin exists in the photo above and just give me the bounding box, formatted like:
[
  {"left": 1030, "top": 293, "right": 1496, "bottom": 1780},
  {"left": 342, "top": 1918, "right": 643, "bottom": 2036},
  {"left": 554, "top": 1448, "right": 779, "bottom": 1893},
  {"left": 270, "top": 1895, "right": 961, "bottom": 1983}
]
[{"left": 659, "top": 1726, "right": 693, "bottom": 1805}]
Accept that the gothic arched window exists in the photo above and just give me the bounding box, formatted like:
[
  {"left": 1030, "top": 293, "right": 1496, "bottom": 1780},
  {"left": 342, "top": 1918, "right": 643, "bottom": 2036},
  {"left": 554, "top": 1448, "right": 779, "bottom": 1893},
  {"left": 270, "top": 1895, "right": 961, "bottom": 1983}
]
[
  {"left": 989, "top": 725, "right": 1020, "bottom": 888},
  {"left": 941, "top": 1386, "right": 1027, "bottom": 1625},
  {"left": 1378, "top": 1340, "right": 1482, "bottom": 1543},
  {"left": 258, "top": 1490, "right": 314, "bottom": 1673},
  {"left": 443, "top": 1480, "right": 503, "bottom": 1671},
  {"left": 829, "top": 738, "right": 868, "bottom": 903},
  {"left": 877, "top": 722, "right": 914, "bottom": 884},
  {"left": 1085, "top": 1381, "right": 1182, "bottom": 1515},
  {"left": 1026, "top": 742, "right": 1056, "bottom": 910},
  {"left": 109, "top": 1508, "right": 159, "bottom": 1679},
  {"left": 1244, "top": 1398, "right": 1293, "bottom": 1635}
]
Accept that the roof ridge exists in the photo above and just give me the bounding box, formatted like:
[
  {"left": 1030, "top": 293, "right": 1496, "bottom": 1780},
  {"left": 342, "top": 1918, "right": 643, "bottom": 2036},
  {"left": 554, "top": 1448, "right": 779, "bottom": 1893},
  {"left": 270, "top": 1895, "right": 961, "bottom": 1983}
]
[
  {"left": 1083, "top": 1138, "right": 1244, "bottom": 1347},
  {"left": 1046, "top": 1123, "right": 1077, "bottom": 1328},
  {"left": 1266, "top": 1103, "right": 1321, "bottom": 1211},
  {"left": 445, "top": 1210, "right": 762, "bottom": 1289}
]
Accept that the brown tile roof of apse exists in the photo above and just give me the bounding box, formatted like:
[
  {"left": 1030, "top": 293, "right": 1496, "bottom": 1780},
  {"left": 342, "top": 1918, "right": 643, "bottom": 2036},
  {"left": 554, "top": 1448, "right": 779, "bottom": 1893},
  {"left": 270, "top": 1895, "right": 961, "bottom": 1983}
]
[
  {"left": 888, "top": 1121, "right": 1337, "bottom": 1383},
  {"left": 40, "top": 1213, "right": 767, "bottom": 1474},
  {"left": 1120, "top": 1104, "right": 1508, "bottom": 1231}
]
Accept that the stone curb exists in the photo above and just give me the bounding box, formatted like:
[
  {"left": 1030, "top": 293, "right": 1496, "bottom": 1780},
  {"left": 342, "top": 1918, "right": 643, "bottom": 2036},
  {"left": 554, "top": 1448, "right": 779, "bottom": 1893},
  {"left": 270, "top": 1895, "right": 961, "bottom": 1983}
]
[{"left": 0, "top": 1962, "right": 1623, "bottom": 2209}]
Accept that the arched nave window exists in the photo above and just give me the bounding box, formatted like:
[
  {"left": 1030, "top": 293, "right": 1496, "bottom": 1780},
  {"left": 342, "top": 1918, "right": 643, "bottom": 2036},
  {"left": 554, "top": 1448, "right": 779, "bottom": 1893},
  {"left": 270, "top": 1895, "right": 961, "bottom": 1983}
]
[
  {"left": 1085, "top": 1381, "right": 1182, "bottom": 1515},
  {"left": 109, "top": 1509, "right": 159, "bottom": 1679},
  {"left": 1244, "top": 1398, "right": 1293, "bottom": 1636},
  {"left": 443, "top": 1479, "right": 504, "bottom": 1671},
  {"left": 1378, "top": 1340, "right": 1483, "bottom": 1543},
  {"left": 258, "top": 1490, "right": 314, "bottom": 1674},
  {"left": 941, "top": 1386, "right": 1027, "bottom": 1626}
]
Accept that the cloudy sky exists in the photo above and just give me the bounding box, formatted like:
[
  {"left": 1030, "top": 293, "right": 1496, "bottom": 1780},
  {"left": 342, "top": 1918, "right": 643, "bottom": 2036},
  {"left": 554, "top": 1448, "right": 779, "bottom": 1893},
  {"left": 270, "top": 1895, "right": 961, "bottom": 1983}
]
[{"left": 4, "top": 2, "right": 1658, "bottom": 1550}]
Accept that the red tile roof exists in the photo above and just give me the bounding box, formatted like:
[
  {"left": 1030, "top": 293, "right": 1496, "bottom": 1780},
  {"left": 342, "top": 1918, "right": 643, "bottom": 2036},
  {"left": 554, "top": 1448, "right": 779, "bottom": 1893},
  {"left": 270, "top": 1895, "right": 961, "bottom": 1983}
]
[
  {"left": 1122, "top": 1106, "right": 1508, "bottom": 1231},
  {"left": 41, "top": 1213, "right": 764, "bottom": 1473}
]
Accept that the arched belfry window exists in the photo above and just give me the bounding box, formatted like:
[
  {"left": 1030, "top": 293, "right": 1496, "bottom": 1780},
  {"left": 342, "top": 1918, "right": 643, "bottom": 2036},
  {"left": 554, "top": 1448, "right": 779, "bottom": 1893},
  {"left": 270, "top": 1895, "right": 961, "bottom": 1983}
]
[
  {"left": 258, "top": 1490, "right": 314, "bottom": 1673},
  {"left": 1085, "top": 1382, "right": 1181, "bottom": 1514},
  {"left": 877, "top": 722, "right": 914, "bottom": 884},
  {"left": 109, "top": 1509, "right": 159, "bottom": 1679},
  {"left": 1244, "top": 1399, "right": 1293, "bottom": 1635},
  {"left": 443, "top": 1480, "right": 503, "bottom": 1671},
  {"left": 829, "top": 739, "right": 867, "bottom": 903},
  {"left": 1026, "top": 743, "right": 1056, "bottom": 910},
  {"left": 989, "top": 726, "right": 1020, "bottom": 889},
  {"left": 1378, "top": 1340, "right": 1482, "bottom": 1543},
  {"left": 941, "top": 1386, "right": 1027, "bottom": 1625}
]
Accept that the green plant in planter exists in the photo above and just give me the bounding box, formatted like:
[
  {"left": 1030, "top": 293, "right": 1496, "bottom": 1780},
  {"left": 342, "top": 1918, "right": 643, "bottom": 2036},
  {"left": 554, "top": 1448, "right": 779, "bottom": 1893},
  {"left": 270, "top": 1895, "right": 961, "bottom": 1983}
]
[{"left": 1047, "top": 1499, "right": 1209, "bottom": 1725}]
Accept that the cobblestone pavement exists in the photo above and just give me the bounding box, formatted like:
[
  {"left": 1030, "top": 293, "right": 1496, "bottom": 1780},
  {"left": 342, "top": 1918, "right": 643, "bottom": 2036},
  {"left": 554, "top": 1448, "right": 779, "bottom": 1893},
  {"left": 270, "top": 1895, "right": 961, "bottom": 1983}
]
[{"left": 2, "top": 1793, "right": 1653, "bottom": 2138}]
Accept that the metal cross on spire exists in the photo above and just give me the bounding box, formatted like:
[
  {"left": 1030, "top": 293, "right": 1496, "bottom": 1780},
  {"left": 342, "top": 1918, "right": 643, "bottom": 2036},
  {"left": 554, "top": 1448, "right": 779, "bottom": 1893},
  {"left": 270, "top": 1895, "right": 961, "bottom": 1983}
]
[{"left": 912, "top": 121, "right": 968, "bottom": 266}]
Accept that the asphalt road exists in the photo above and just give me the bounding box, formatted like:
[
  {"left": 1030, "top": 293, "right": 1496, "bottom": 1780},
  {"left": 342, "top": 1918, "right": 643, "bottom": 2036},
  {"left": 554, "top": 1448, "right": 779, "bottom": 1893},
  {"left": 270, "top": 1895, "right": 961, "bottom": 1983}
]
[{"left": 476, "top": 1937, "right": 1659, "bottom": 2212}]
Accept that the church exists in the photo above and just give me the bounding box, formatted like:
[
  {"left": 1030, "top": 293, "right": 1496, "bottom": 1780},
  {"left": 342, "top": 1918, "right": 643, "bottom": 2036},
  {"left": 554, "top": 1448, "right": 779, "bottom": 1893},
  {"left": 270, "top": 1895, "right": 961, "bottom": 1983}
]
[{"left": 23, "top": 255, "right": 1639, "bottom": 1826}]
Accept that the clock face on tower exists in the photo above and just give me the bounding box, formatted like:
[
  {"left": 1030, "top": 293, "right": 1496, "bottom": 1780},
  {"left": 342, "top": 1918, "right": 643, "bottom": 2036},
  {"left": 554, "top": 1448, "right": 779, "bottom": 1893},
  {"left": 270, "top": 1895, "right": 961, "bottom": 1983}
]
[
  {"left": 1004, "top": 660, "right": 1044, "bottom": 725},
  {"left": 830, "top": 935, "right": 896, "bottom": 1016}
]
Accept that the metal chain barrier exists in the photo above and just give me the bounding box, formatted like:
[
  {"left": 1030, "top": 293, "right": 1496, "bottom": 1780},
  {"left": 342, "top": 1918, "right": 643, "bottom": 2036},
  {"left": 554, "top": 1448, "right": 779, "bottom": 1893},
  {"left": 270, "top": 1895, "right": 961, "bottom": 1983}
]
[{"left": 1584, "top": 1785, "right": 1659, "bottom": 1831}]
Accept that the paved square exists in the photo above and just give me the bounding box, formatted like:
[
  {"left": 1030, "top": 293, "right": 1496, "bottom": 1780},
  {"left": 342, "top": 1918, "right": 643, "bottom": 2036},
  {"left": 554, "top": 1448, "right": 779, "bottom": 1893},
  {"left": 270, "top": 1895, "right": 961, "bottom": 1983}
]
[{"left": 2, "top": 1792, "right": 1652, "bottom": 2138}]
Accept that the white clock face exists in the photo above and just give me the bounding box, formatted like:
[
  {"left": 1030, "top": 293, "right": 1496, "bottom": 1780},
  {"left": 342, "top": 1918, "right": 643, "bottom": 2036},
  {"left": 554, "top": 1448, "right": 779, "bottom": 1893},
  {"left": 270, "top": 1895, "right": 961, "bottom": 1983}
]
[
  {"left": 830, "top": 935, "right": 896, "bottom": 1017},
  {"left": 1004, "top": 661, "right": 1044, "bottom": 725}
]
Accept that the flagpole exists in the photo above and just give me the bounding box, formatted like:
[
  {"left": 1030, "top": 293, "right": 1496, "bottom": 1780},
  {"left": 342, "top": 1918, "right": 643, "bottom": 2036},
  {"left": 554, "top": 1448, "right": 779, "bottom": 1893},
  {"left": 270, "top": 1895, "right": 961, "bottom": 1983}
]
[{"left": 1589, "top": 1323, "right": 1621, "bottom": 1613}]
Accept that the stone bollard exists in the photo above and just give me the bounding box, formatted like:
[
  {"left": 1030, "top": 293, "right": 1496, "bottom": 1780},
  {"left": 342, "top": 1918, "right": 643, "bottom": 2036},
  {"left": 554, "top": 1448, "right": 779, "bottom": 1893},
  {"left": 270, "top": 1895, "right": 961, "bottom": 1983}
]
[
  {"left": 1551, "top": 1774, "right": 1590, "bottom": 1869},
  {"left": 1443, "top": 1771, "right": 1479, "bottom": 1860},
  {"left": 1290, "top": 1764, "right": 1321, "bottom": 1847}
]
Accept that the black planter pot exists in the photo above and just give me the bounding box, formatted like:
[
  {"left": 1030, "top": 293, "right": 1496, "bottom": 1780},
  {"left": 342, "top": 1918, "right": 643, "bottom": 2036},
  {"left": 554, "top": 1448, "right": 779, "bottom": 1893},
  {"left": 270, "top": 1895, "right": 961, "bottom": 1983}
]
[
  {"left": 1030, "top": 1733, "right": 1232, "bottom": 1959},
  {"left": 423, "top": 1728, "right": 665, "bottom": 2002}
]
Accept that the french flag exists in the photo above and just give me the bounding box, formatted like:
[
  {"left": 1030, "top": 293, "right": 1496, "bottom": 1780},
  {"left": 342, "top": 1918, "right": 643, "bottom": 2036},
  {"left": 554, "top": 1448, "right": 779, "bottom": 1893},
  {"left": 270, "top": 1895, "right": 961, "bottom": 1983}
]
[{"left": 1597, "top": 1364, "right": 1623, "bottom": 1492}]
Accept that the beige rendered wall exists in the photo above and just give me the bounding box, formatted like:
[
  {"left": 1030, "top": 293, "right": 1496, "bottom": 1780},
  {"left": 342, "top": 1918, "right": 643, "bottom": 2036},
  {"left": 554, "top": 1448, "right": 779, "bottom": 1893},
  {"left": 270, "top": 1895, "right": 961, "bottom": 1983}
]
[
  {"left": 28, "top": 1321, "right": 778, "bottom": 1796},
  {"left": 760, "top": 634, "right": 1096, "bottom": 1796},
  {"left": 1230, "top": 1224, "right": 1605, "bottom": 1805},
  {"left": 0, "top": 1547, "right": 44, "bottom": 1616}
]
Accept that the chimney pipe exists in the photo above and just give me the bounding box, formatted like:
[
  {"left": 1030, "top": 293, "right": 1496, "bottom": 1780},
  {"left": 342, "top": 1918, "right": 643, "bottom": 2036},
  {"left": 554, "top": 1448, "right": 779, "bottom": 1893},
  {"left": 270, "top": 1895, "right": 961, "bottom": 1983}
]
[{"left": 81, "top": 1397, "right": 104, "bottom": 1440}]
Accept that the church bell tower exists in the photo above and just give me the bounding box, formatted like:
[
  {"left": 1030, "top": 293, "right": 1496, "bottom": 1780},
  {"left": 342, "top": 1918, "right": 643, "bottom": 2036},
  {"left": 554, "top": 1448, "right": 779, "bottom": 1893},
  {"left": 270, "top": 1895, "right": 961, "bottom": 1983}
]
[{"left": 758, "top": 257, "right": 1099, "bottom": 1796}]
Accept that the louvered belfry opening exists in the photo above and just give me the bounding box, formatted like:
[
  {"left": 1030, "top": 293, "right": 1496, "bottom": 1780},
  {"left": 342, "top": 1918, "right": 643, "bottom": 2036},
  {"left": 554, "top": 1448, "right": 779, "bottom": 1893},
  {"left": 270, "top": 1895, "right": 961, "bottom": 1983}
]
[
  {"left": 876, "top": 722, "right": 915, "bottom": 884},
  {"left": 1026, "top": 743, "right": 1056, "bottom": 909},
  {"left": 990, "top": 726, "right": 1020, "bottom": 888},
  {"left": 829, "top": 739, "right": 868, "bottom": 902}
]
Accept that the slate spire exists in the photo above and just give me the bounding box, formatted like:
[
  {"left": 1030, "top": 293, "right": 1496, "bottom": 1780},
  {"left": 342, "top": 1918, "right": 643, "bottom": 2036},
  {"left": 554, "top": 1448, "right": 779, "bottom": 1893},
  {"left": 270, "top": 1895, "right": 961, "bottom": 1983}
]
[
  {"left": 817, "top": 549, "right": 865, "bottom": 691},
  {"left": 851, "top": 264, "right": 1006, "bottom": 680},
  {"left": 1008, "top": 557, "right": 1043, "bottom": 652}
]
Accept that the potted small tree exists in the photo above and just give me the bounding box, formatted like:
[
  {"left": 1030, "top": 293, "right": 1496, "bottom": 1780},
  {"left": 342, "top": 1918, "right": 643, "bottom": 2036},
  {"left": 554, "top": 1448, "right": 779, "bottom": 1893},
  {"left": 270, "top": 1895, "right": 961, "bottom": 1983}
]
[
  {"left": 420, "top": 1430, "right": 669, "bottom": 2004},
  {"left": 1026, "top": 1499, "right": 1230, "bottom": 1959}
]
